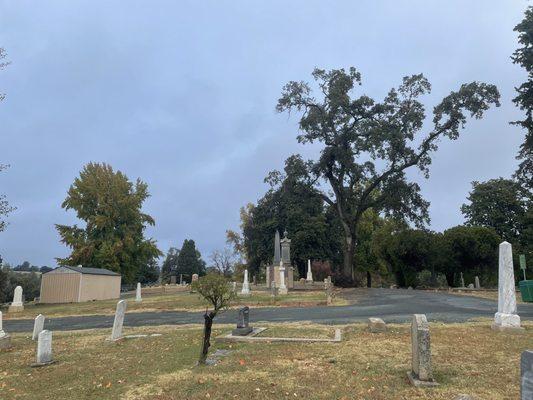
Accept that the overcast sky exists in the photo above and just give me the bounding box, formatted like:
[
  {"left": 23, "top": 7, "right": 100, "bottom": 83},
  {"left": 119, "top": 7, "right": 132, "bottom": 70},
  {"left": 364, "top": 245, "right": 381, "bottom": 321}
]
[{"left": 0, "top": 1, "right": 528, "bottom": 267}]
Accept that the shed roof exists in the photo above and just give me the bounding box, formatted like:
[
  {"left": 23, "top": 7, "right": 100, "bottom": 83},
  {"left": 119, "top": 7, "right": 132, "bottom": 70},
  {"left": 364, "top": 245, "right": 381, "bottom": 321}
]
[{"left": 54, "top": 266, "right": 121, "bottom": 276}]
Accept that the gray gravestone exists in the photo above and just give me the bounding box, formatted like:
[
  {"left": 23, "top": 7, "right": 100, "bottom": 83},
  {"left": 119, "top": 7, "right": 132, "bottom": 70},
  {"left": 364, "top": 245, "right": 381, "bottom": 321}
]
[
  {"left": 522, "top": 350, "right": 533, "bottom": 400},
  {"left": 32, "top": 314, "right": 45, "bottom": 341},
  {"left": 135, "top": 282, "right": 142, "bottom": 302},
  {"left": 109, "top": 300, "right": 127, "bottom": 341},
  {"left": 407, "top": 314, "right": 438, "bottom": 387},
  {"left": 475, "top": 276, "right": 481, "bottom": 289},
  {"left": 368, "top": 317, "right": 387, "bottom": 333},
  {"left": 232, "top": 306, "right": 253, "bottom": 336},
  {"left": 33, "top": 330, "right": 54, "bottom": 366},
  {"left": 0, "top": 311, "right": 11, "bottom": 349}
]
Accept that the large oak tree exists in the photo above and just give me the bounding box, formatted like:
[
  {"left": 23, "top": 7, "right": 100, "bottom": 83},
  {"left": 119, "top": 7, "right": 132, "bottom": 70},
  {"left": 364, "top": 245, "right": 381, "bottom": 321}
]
[{"left": 277, "top": 68, "right": 500, "bottom": 282}]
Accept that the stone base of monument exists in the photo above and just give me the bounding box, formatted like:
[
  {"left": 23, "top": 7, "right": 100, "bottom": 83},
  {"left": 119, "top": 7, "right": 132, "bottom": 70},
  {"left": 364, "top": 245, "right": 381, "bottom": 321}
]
[
  {"left": 232, "top": 326, "right": 254, "bottom": 336},
  {"left": 8, "top": 305, "right": 24, "bottom": 313},
  {"left": 30, "top": 360, "right": 56, "bottom": 368},
  {"left": 406, "top": 371, "right": 439, "bottom": 388},
  {"left": 491, "top": 312, "right": 524, "bottom": 333},
  {"left": 278, "top": 287, "right": 288, "bottom": 295},
  {"left": 0, "top": 334, "right": 12, "bottom": 350}
]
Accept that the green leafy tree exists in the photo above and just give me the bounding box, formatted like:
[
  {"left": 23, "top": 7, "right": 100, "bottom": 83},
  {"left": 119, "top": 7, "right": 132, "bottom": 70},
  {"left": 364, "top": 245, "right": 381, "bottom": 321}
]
[
  {"left": 55, "top": 162, "right": 162, "bottom": 283},
  {"left": 461, "top": 178, "right": 528, "bottom": 244},
  {"left": 276, "top": 67, "right": 500, "bottom": 283},
  {"left": 136, "top": 258, "right": 160, "bottom": 284},
  {"left": 192, "top": 273, "right": 236, "bottom": 365},
  {"left": 176, "top": 239, "right": 206, "bottom": 280},
  {"left": 512, "top": 7, "right": 533, "bottom": 190},
  {"left": 0, "top": 49, "right": 15, "bottom": 233},
  {"left": 161, "top": 247, "right": 179, "bottom": 283}
]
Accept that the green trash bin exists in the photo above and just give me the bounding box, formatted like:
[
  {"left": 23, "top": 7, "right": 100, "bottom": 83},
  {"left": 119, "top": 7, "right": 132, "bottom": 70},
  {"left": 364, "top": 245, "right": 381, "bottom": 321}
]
[{"left": 519, "top": 280, "right": 533, "bottom": 303}]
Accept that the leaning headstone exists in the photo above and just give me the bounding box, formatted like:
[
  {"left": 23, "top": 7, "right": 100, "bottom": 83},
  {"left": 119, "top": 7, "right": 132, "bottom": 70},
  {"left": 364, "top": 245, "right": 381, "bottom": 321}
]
[
  {"left": 241, "top": 269, "right": 250, "bottom": 296},
  {"left": 460, "top": 272, "right": 465, "bottom": 288},
  {"left": 368, "top": 317, "right": 387, "bottom": 333},
  {"left": 109, "top": 300, "right": 127, "bottom": 341},
  {"left": 407, "top": 314, "right": 438, "bottom": 387},
  {"left": 474, "top": 276, "right": 481, "bottom": 289},
  {"left": 32, "top": 330, "right": 54, "bottom": 367},
  {"left": 522, "top": 350, "right": 533, "bottom": 400},
  {"left": 8, "top": 286, "right": 24, "bottom": 313},
  {"left": 32, "top": 314, "right": 45, "bottom": 341},
  {"left": 0, "top": 311, "right": 11, "bottom": 350},
  {"left": 492, "top": 241, "right": 522, "bottom": 332},
  {"left": 232, "top": 306, "right": 253, "bottom": 336},
  {"left": 135, "top": 282, "right": 142, "bottom": 303}
]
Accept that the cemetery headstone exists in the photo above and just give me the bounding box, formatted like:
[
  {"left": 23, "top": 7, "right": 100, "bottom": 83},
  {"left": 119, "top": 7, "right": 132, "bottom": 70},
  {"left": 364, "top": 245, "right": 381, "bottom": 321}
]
[
  {"left": 475, "top": 276, "right": 481, "bottom": 289},
  {"left": 241, "top": 269, "right": 250, "bottom": 296},
  {"left": 232, "top": 306, "right": 253, "bottom": 336},
  {"left": 522, "top": 350, "right": 533, "bottom": 400},
  {"left": 0, "top": 311, "right": 11, "bottom": 349},
  {"left": 32, "top": 314, "right": 45, "bottom": 341},
  {"left": 278, "top": 262, "right": 288, "bottom": 295},
  {"left": 32, "top": 330, "right": 54, "bottom": 366},
  {"left": 460, "top": 272, "right": 465, "bottom": 288},
  {"left": 467, "top": 283, "right": 474, "bottom": 289},
  {"left": 520, "top": 254, "right": 527, "bottom": 280},
  {"left": 493, "top": 241, "right": 522, "bottom": 331},
  {"left": 270, "top": 281, "right": 278, "bottom": 297},
  {"left": 306, "top": 259, "right": 313, "bottom": 283},
  {"left": 8, "top": 286, "right": 24, "bottom": 313},
  {"left": 368, "top": 317, "right": 387, "bottom": 333},
  {"left": 109, "top": 300, "right": 127, "bottom": 341},
  {"left": 135, "top": 282, "right": 142, "bottom": 303},
  {"left": 192, "top": 274, "right": 199, "bottom": 283},
  {"left": 170, "top": 275, "right": 177, "bottom": 284},
  {"left": 407, "top": 314, "right": 438, "bottom": 387}
]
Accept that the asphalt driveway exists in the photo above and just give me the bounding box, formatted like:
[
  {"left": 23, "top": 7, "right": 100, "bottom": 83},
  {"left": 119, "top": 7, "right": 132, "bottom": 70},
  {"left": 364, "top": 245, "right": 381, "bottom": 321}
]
[{"left": 4, "top": 288, "right": 533, "bottom": 333}]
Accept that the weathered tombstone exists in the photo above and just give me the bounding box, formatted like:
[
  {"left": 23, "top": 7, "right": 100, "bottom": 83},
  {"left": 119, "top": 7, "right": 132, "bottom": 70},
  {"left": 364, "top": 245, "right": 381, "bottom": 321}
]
[
  {"left": 492, "top": 241, "right": 522, "bottom": 332},
  {"left": 306, "top": 259, "right": 313, "bottom": 283},
  {"left": 270, "top": 281, "right": 278, "bottom": 297},
  {"left": 368, "top": 317, "right": 387, "bottom": 333},
  {"left": 32, "top": 330, "right": 54, "bottom": 366},
  {"left": 467, "top": 283, "right": 474, "bottom": 289},
  {"left": 407, "top": 314, "right": 438, "bottom": 387},
  {"left": 232, "top": 306, "right": 253, "bottom": 336},
  {"left": 135, "top": 282, "right": 142, "bottom": 302},
  {"left": 0, "top": 311, "right": 12, "bottom": 349},
  {"left": 170, "top": 275, "right": 177, "bottom": 284},
  {"left": 460, "top": 272, "right": 465, "bottom": 288},
  {"left": 474, "top": 276, "right": 481, "bottom": 289},
  {"left": 278, "top": 262, "right": 288, "bottom": 295},
  {"left": 407, "top": 286, "right": 413, "bottom": 290},
  {"left": 32, "top": 314, "right": 45, "bottom": 341},
  {"left": 252, "top": 275, "right": 257, "bottom": 286},
  {"left": 109, "top": 300, "right": 127, "bottom": 341},
  {"left": 8, "top": 286, "right": 24, "bottom": 313},
  {"left": 326, "top": 282, "right": 333, "bottom": 305},
  {"left": 522, "top": 350, "right": 533, "bottom": 400},
  {"left": 192, "top": 274, "right": 199, "bottom": 283},
  {"left": 241, "top": 269, "right": 250, "bottom": 296}
]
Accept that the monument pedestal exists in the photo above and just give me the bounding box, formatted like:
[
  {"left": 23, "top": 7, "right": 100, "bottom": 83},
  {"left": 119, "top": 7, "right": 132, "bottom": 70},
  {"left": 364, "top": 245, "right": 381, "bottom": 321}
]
[
  {"left": 406, "top": 371, "right": 439, "bottom": 388},
  {"left": 491, "top": 312, "right": 525, "bottom": 333},
  {"left": 8, "top": 304, "right": 23, "bottom": 313},
  {"left": 232, "top": 326, "right": 253, "bottom": 336}
]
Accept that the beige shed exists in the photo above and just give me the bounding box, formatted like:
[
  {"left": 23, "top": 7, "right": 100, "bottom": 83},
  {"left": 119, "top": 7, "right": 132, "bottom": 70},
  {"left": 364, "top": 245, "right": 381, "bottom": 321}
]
[{"left": 39, "top": 266, "right": 121, "bottom": 304}]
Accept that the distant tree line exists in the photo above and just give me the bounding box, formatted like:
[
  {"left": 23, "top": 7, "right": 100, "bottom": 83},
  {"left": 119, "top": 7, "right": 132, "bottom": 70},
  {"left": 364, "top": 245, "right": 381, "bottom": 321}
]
[{"left": 161, "top": 239, "right": 206, "bottom": 283}]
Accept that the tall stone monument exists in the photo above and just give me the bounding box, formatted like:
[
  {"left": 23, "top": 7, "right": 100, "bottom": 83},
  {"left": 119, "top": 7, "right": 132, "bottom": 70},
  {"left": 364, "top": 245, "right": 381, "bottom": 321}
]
[
  {"left": 241, "top": 269, "right": 250, "bottom": 296},
  {"left": 135, "top": 282, "right": 142, "bottom": 303},
  {"left": 492, "top": 241, "right": 522, "bottom": 332},
  {"left": 407, "top": 314, "right": 438, "bottom": 387},
  {"left": 265, "top": 230, "right": 294, "bottom": 289},
  {"left": 8, "top": 286, "right": 24, "bottom": 313},
  {"left": 306, "top": 259, "right": 313, "bottom": 283}
]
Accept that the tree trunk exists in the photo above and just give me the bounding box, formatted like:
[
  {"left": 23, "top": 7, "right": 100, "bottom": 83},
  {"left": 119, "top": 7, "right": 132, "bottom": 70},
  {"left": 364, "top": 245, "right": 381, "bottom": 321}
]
[
  {"left": 198, "top": 311, "right": 214, "bottom": 364},
  {"left": 366, "top": 271, "right": 371, "bottom": 288},
  {"left": 342, "top": 234, "right": 356, "bottom": 282}
]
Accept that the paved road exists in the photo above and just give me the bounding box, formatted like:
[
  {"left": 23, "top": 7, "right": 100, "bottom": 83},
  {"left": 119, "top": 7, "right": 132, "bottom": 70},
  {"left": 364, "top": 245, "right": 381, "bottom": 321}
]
[{"left": 5, "top": 289, "right": 533, "bottom": 333}]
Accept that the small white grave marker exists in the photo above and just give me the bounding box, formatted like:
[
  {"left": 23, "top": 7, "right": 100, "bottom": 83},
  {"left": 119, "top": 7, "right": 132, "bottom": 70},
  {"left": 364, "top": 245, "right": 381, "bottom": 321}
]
[
  {"left": 109, "top": 300, "right": 127, "bottom": 341},
  {"left": 32, "top": 314, "right": 45, "bottom": 341}
]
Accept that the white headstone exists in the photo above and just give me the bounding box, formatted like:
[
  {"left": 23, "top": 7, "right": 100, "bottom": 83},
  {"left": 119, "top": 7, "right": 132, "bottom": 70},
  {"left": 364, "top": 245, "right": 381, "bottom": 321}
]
[
  {"left": 12, "top": 286, "right": 23, "bottom": 306},
  {"left": 135, "top": 282, "right": 142, "bottom": 302},
  {"left": 278, "top": 261, "right": 288, "bottom": 295},
  {"left": 36, "top": 330, "right": 53, "bottom": 365},
  {"left": 493, "top": 241, "right": 521, "bottom": 330},
  {"left": 241, "top": 270, "right": 250, "bottom": 295},
  {"left": 0, "top": 311, "right": 5, "bottom": 337},
  {"left": 110, "top": 300, "right": 127, "bottom": 341},
  {"left": 32, "top": 314, "right": 45, "bottom": 341},
  {"left": 460, "top": 272, "right": 465, "bottom": 288},
  {"left": 475, "top": 276, "right": 481, "bottom": 289},
  {"left": 306, "top": 259, "right": 313, "bottom": 282}
]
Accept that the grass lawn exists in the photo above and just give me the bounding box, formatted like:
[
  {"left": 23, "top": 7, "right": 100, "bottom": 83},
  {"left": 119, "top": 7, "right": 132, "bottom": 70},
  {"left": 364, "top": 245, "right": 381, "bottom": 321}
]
[
  {"left": 2, "top": 290, "right": 340, "bottom": 320},
  {"left": 0, "top": 321, "right": 530, "bottom": 399}
]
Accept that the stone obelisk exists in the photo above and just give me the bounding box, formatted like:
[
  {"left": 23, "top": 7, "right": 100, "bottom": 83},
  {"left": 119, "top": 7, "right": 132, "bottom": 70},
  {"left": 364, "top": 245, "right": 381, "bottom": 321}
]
[{"left": 306, "top": 259, "right": 313, "bottom": 283}]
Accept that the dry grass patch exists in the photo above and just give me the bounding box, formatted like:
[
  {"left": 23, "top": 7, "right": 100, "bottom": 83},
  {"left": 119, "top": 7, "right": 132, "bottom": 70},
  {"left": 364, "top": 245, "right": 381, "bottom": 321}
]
[{"left": 0, "top": 321, "right": 531, "bottom": 399}]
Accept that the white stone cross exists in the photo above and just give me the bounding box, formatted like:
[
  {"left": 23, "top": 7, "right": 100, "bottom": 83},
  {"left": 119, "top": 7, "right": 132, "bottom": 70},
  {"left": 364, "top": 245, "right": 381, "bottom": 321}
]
[
  {"left": 241, "top": 270, "right": 250, "bottom": 295},
  {"left": 110, "top": 300, "right": 127, "bottom": 341},
  {"left": 493, "top": 241, "right": 522, "bottom": 331},
  {"left": 32, "top": 314, "right": 45, "bottom": 341},
  {"left": 306, "top": 259, "right": 313, "bottom": 283},
  {"left": 135, "top": 283, "right": 142, "bottom": 303}
]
